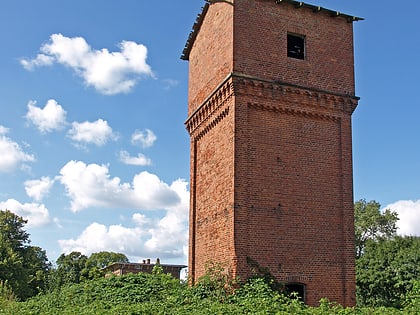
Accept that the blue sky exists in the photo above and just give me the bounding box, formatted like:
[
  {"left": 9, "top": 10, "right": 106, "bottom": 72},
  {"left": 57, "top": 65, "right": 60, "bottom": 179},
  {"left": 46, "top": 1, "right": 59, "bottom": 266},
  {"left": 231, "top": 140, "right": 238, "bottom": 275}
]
[{"left": 0, "top": 0, "right": 419, "bottom": 266}]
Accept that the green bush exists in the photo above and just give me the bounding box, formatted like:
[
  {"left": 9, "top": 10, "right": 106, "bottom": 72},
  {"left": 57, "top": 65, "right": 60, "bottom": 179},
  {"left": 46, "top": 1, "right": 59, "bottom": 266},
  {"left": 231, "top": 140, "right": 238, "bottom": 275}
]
[{"left": 0, "top": 270, "right": 415, "bottom": 315}]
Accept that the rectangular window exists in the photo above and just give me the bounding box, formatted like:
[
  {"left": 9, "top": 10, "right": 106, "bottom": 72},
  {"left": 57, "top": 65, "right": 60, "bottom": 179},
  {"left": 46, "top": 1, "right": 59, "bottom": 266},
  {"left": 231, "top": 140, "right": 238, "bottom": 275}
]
[{"left": 287, "top": 34, "right": 305, "bottom": 60}]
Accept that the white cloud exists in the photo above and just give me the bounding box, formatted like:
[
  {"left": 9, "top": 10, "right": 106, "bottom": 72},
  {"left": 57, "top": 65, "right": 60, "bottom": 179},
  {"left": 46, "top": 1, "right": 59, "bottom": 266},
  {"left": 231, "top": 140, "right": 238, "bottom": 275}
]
[
  {"left": 0, "top": 126, "right": 35, "bottom": 173},
  {"left": 20, "top": 54, "right": 54, "bottom": 70},
  {"left": 58, "top": 222, "right": 147, "bottom": 257},
  {"left": 0, "top": 199, "right": 51, "bottom": 228},
  {"left": 384, "top": 200, "right": 420, "bottom": 236},
  {"left": 68, "top": 119, "right": 117, "bottom": 147},
  {"left": 144, "top": 179, "right": 189, "bottom": 257},
  {"left": 58, "top": 180, "right": 189, "bottom": 261},
  {"left": 25, "top": 99, "right": 67, "bottom": 134},
  {"left": 21, "top": 33, "right": 153, "bottom": 95},
  {"left": 131, "top": 129, "right": 156, "bottom": 148},
  {"left": 119, "top": 150, "right": 152, "bottom": 166},
  {"left": 24, "top": 176, "right": 55, "bottom": 201},
  {"left": 58, "top": 160, "right": 182, "bottom": 212}
]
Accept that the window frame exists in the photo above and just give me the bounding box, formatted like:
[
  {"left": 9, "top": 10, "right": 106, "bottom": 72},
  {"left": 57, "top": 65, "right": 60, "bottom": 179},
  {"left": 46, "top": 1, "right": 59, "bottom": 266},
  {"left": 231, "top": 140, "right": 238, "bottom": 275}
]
[{"left": 287, "top": 33, "right": 306, "bottom": 60}]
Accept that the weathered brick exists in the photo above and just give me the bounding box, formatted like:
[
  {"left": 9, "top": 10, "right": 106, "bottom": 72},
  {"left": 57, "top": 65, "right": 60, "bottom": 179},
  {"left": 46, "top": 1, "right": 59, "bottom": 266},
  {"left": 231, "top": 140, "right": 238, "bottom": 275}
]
[{"left": 184, "top": 0, "right": 360, "bottom": 307}]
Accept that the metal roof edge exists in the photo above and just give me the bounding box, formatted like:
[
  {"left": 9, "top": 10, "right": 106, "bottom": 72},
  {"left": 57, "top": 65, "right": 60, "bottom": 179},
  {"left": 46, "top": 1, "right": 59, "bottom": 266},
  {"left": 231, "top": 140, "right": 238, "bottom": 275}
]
[
  {"left": 180, "top": 0, "right": 363, "bottom": 61},
  {"left": 181, "top": 2, "right": 210, "bottom": 60},
  {"left": 275, "top": 0, "right": 363, "bottom": 22}
]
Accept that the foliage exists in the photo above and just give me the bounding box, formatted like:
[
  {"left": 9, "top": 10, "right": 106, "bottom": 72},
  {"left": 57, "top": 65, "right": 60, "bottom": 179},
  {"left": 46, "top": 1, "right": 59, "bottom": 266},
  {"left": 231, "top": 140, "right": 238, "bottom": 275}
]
[
  {"left": 46, "top": 251, "right": 130, "bottom": 291},
  {"left": 2, "top": 269, "right": 183, "bottom": 315},
  {"left": 246, "top": 256, "right": 285, "bottom": 292},
  {"left": 404, "top": 280, "right": 420, "bottom": 312},
  {"left": 46, "top": 251, "right": 88, "bottom": 291},
  {"left": 0, "top": 210, "right": 51, "bottom": 300},
  {"left": 188, "top": 262, "right": 236, "bottom": 302},
  {"left": 1, "top": 270, "right": 414, "bottom": 315},
  {"left": 354, "top": 200, "right": 419, "bottom": 309},
  {"left": 356, "top": 236, "right": 420, "bottom": 308},
  {"left": 0, "top": 280, "right": 15, "bottom": 309},
  {"left": 83, "top": 251, "right": 128, "bottom": 280},
  {"left": 354, "top": 199, "right": 399, "bottom": 258}
]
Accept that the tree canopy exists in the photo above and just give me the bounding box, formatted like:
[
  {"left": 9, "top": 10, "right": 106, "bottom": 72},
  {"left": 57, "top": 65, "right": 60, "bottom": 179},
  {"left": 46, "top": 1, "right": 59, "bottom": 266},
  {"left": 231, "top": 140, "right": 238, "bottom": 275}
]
[
  {"left": 0, "top": 210, "right": 51, "bottom": 300},
  {"left": 356, "top": 236, "right": 420, "bottom": 308},
  {"left": 354, "top": 199, "right": 419, "bottom": 309},
  {"left": 354, "top": 199, "right": 399, "bottom": 258}
]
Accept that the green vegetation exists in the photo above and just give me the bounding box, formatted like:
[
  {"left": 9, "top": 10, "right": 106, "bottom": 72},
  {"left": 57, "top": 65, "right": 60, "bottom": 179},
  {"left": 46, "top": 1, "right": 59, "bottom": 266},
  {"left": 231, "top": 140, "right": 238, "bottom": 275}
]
[
  {"left": 47, "top": 250, "right": 128, "bottom": 291},
  {"left": 357, "top": 236, "right": 420, "bottom": 308},
  {"left": 354, "top": 200, "right": 420, "bottom": 308},
  {"left": 354, "top": 199, "right": 399, "bottom": 259},
  {"left": 0, "top": 210, "right": 50, "bottom": 300},
  {"left": 1, "top": 201, "right": 419, "bottom": 314},
  {"left": 1, "top": 267, "right": 419, "bottom": 314}
]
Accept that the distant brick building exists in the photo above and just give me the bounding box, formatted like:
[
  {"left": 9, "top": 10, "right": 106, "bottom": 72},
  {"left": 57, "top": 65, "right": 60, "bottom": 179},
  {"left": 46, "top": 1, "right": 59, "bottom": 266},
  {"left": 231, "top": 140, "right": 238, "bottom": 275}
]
[
  {"left": 182, "top": 0, "right": 362, "bottom": 306},
  {"left": 103, "top": 259, "right": 186, "bottom": 279}
]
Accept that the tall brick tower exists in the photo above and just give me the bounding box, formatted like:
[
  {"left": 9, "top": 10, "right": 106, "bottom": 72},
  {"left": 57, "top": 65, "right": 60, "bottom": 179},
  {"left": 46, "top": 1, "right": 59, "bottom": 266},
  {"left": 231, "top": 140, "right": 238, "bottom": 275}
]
[{"left": 182, "top": 0, "right": 362, "bottom": 306}]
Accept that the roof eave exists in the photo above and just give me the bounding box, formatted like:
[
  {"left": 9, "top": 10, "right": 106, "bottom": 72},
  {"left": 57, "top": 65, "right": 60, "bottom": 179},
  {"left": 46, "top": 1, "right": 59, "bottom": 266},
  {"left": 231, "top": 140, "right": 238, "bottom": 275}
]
[
  {"left": 180, "top": 0, "right": 363, "bottom": 61},
  {"left": 181, "top": 3, "right": 210, "bottom": 61}
]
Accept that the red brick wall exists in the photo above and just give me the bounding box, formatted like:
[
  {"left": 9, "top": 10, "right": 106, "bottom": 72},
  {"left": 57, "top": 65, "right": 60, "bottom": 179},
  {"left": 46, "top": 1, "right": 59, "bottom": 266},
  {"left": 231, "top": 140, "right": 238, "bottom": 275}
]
[
  {"left": 232, "top": 77, "right": 357, "bottom": 306},
  {"left": 187, "top": 2, "right": 234, "bottom": 116},
  {"left": 186, "top": 0, "right": 358, "bottom": 307},
  {"left": 187, "top": 79, "right": 236, "bottom": 282},
  {"left": 234, "top": 0, "right": 356, "bottom": 96}
]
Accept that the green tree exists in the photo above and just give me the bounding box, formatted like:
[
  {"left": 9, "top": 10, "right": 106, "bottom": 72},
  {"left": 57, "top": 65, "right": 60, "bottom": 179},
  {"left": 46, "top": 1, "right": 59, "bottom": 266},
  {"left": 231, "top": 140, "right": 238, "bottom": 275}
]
[
  {"left": 0, "top": 210, "right": 51, "bottom": 300},
  {"left": 356, "top": 236, "right": 420, "bottom": 308},
  {"left": 354, "top": 199, "right": 399, "bottom": 258},
  {"left": 54, "top": 251, "right": 88, "bottom": 286},
  {"left": 48, "top": 251, "right": 129, "bottom": 290},
  {"left": 0, "top": 233, "right": 25, "bottom": 298},
  {"left": 24, "top": 246, "right": 51, "bottom": 294},
  {"left": 0, "top": 210, "right": 30, "bottom": 253},
  {"left": 83, "top": 251, "right": 128, "bottom": 280}
]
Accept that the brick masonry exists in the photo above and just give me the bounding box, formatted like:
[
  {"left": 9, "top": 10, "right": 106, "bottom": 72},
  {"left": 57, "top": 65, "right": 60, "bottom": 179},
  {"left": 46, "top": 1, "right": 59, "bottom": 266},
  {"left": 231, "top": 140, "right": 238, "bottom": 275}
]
[{"left": 184, "top": 0, "right": 360, "bottom": 307}]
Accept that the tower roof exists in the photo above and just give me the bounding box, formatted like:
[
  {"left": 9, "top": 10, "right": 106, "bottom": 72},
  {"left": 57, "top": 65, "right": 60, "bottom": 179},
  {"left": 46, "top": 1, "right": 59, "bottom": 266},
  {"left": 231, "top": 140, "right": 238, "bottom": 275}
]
[{"left": 181, "top": 0, "right": 363, "bottom": 61}]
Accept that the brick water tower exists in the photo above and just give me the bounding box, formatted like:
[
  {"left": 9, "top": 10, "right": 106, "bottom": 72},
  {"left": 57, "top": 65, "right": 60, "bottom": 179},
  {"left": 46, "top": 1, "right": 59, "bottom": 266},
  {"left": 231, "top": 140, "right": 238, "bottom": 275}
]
[{"left": 182, "top": 0, "right": 362, "bottom": 306}]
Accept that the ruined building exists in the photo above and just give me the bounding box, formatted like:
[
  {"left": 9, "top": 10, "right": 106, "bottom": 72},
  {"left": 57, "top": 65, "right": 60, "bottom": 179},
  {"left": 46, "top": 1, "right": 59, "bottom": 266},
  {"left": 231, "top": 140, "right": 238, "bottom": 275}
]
[{"left": 182, "top": 0, "right": 362, "bottom": 306}]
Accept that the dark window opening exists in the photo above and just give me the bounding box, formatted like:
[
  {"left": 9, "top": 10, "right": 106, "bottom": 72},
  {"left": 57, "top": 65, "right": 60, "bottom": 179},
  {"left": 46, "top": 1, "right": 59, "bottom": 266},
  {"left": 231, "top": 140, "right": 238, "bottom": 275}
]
[
  {"left": 285, "top": 283, "right": 306, "bottom": 302},
  {"left": 287, "top": 34, "right": 305, "bottom": 60}
]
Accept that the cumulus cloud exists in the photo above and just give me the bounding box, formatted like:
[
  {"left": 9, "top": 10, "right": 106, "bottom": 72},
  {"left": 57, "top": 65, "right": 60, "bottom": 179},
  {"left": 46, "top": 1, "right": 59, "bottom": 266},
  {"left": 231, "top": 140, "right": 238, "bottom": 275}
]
[
  {"left": 58, "top": 222, "right": 147, "bottom": 257},
  {"left": 0, "top": 199, "right": 51, "bottom": 228},
  {"left": 24, "top": 176, "right": 55, "bottom": 201},
  {"left": 119, "top": 150, "right": 151, "bottom": 166},
  {"left": 25, "top": 99, "right": 67, "bottom": 134},
  {"left": 58, "top": 160, "right": 182, "bottom": 212},
  {"left": 20, "top": 54, "right": 54, "bottom": 70},
  {"left": 58, "top": 179, "right": 189, "bottom": 261},
  {"left": 0, "top": 126, "right": 35, "bottom": 173},
  {"left": 131, "top": 129, "right": 156, "bottom": 148},
  {"left": 21, "top": 33, "right": 153, "bottom": 94},
  {"left": 384, "top": 200, "right": 420, "bottom": 236},
  {"left": 68, "top": 119, "right": 117, "bottom": 147},
  {"left": 144, "top": 179, "right": 189, "bottom": 256}
]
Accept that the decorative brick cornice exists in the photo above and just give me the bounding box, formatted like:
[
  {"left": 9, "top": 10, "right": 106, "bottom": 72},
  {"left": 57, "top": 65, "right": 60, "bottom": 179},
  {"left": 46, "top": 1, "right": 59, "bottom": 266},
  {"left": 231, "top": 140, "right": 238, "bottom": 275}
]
[
  {"left": 247, "top": 102, "right": 340, "bottom": 122},
  {"left": 233, "top": 73, "right": 359, "bottom": 118},
  {"left": 186, "top": 72, "right": 358, "bottom": 137},
  {"left": 194, "top": 106, "right": 230, "bottom": 141},
  {"left": 185, "top": 78, "right": 234, "bottom": 136}
]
